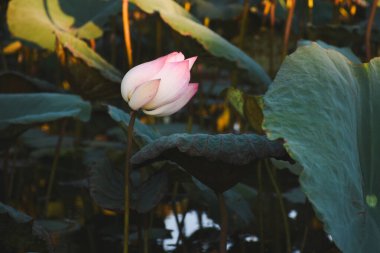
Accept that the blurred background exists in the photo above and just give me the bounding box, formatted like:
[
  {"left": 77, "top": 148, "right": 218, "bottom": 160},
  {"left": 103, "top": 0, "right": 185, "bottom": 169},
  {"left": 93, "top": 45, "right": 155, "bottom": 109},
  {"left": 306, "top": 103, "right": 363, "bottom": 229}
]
[{"left": 0, "top": 0, "right": 378, "bottom": 252}]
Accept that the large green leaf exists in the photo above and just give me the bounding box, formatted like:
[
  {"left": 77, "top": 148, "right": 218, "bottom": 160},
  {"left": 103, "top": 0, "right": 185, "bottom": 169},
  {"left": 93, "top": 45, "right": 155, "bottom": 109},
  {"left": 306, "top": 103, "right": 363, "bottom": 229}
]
[
  {"left": 131, "top": 0, "right": 271, "bottom": 89},
  {"left": 0, "top": 93, "right": 91, "bottom": 130},
  {"left": 7, "top": 0, "right": 120, "bottom": 50},
  {"left": 0, "top": 93, "right": 90, "bottom": 149},
  {"left": 0, "top": 202, "right": 51, "bottom": 252},
  {"left": 7, "top": 0, "right": 123, "bottom": 98},
  {"left": 131, "top": 133, "right": 288, "bottom": 192},
  {"left": 85, "top": 150, "right": 168, "bottom": 213},
  {"left": 297, "top": 40, "right": 361, "bottom": 64},
  {"left": 263, "top": 43, "right": 380, "bottom": 253}
]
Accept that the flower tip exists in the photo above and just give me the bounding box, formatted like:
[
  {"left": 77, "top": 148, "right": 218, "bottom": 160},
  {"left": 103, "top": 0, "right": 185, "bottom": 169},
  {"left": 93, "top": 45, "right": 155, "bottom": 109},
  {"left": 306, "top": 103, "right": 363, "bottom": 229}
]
[
  {"left": 187, "top": 56, "right": 198, "bottom": 69},
  {"left": 190, "top": 82, "right": 199, "bottom": 92},
  {"left": 167, "top": 51, "right": 185, "bottom": 62}
]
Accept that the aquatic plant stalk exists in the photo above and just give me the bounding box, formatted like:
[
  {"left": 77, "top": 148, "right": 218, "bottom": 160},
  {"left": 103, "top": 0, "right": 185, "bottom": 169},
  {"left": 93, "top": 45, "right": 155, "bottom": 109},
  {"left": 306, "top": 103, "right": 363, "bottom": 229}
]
[
  {"left": 366, "top": 0, "right": 379, "bottom": 61},
  {"left": 257, "top": 162, "right": 265, "bottom": 253},
  {"left": 123, "top": 110, "right": 136, "bottom": 253},
  {"left": 266, "top": 160, "right": 291, "bottom": 253},
  {"left": 171, "top": 182, "right": 186, "bottom": 251},
  {"left": 283, "top": 0, "right": 296, "bottom": 58},
  {"left": 123, "top": 0, "right": 133, "bottom": 67},
  {"left": 218, "top": 193, "right": 228, "bottom": 253},
  {"left": 45, "top": 119, "right": 67, "bottom": 216}
]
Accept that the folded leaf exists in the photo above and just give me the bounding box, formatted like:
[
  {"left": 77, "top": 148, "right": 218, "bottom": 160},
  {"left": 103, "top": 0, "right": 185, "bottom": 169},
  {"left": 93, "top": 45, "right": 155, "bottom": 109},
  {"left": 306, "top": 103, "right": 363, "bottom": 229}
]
[{"left": 131, "top": 133, "right": 288, "bottom": 192}]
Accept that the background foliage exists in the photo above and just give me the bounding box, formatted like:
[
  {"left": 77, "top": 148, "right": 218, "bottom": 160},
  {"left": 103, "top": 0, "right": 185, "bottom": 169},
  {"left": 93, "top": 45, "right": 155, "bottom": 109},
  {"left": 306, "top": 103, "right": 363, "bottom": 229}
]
[{"left": 1, "top": 0, "right": 380, "bottom": 252}]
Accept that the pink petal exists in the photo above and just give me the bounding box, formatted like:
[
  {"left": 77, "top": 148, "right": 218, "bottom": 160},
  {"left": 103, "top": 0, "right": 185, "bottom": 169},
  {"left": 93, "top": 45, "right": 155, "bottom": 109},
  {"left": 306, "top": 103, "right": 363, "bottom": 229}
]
[
  {"left": 187, "top": 56, "right": 197, "bottom": 70},
  {"left": 143, "top": 83, "right": 198, "bottom": 117},
  {"left": 128, "top": 79, "right": 160, "bottom": 111},
  {"left": 145, "top": 60, "right": 190, "bottom": 109},
  {"left": 166, "top": 52, "right": 185, "bottom": 62},
  {"left": 121, "top": 52, "right": 176, "bottom": 102}
]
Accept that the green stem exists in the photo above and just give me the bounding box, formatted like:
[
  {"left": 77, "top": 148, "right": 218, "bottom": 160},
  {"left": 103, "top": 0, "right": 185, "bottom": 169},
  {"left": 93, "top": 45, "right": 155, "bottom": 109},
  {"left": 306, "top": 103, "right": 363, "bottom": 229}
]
[
  {"left": 300, "top": 225, "right": 309, "bottom": 252},
  {"left": 45, "top": 119, "right": 67, "bottom": 216},
  {"left": 175, "top": 210, "right": 188, "bottom": 247},
  {"left": 143, "top": 213, "right": 149, "bottom": 253},
  {"left": 257, "top": 162, "right": 265, "bottom": 253},
  {"left": 237, "top": 0, "right": 250, "bottom": 49},
  {"left": 366, "top": 0, "right": 379, "bottom": 61},
  {"left": 266, "top": 160, "right": 291, "bottom": 253},
  {"left": 269, "top": 1, "right": 276, "bottom": 77},
  {"left": 218, "top": 192, "right": 228, "bottom": 253},
  {"left": 283, "top": 0, "right": 296, "bottom": 59},
  {"left": 123, "top": 111, "right": 137, "bottom": 253},
  {"left": 3, "top": 148, "right": 10, "bottom": 201}
]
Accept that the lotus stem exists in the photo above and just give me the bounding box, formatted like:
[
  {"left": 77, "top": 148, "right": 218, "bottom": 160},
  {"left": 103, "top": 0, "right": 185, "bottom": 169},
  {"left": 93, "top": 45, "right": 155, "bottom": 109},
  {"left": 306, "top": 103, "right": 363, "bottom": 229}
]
[
  {"left": 123, "top": 110, "right": 136, "bottom": 253},
  {"left": 366, "top": 0, "right": 379, "bottom": 61},
  {"left": 45, "top": 118, "right": 68, "bottom": 216},
  {"left": 269, "top": 0, "right": 276, "bottom": 77},
  {"left": 171, "top": 182, "right": 186, "bottom": 250},
  {"left": 266, "top": 160, "right": 291, "bottom": 253},
  {"left": 270, "top": 0, "right": 276, "bottom": 28},
  {"left": 3, "top": 148, "right": 10, "bottom": 201},
  {"left": 218, "top": 192, "right": 228, "bottom": 253},
  {"left": 257, "top": 161, "right": 265, "bottom": 253},
  {"left": 283, "top": 0, "right": 296, "bottom": 58},
  {"left": 143, "top": 214, "right": 149, "bottom": 253},
  {"left": 122, "top": 0, "right": 133, "bottom": 67},
  {"left": 238, "top": 0, "right": 250, "bottom": 49},
  {"left": 300, "top": 224, "right": 309, "bottom": 252},
  {"left": 175, "top": 210, "right": 188, "bottom": 248}
]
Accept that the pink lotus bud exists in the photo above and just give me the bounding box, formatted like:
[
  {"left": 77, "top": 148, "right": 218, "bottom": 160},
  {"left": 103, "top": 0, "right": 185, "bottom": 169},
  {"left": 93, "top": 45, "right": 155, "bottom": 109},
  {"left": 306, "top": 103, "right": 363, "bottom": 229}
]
[{"left": 121, "top": 52, "right": 198, "bottom": 116}]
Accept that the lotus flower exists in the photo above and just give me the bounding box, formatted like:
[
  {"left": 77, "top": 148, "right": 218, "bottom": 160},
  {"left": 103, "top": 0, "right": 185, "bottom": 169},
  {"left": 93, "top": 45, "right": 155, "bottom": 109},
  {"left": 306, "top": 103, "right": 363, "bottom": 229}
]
[{"left": 121, "top": 52, "right": 198, "bottom": 116}]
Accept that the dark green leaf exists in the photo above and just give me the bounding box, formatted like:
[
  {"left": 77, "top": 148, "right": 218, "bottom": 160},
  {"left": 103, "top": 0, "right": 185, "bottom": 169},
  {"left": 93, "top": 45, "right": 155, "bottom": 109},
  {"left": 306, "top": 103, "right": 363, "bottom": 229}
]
[
  {"left": 86, "top": 150, "right": 168, "bottom": 213},
  {"left": 85, "top": 150, "right": 124, "bottom": 211},
  {"left": 282, "top": 187, "right": 306, "bottom": 204},
  {"left": 0, "top": 93, "right": 91, "bottom": 130},
  {"left": 0, "top": 202, "right": 51, "bottom": 252},
  {"left": 131, "top": 133, "right": 288, "bottom": 192},
  {"left": 20, "top": 129, "right": 74, "bottom": 149},
  {"left": 270, "top": 158, "right": 303, "bottom": 176},
  {"left": 297, "top": 40, "right": 361, "bottom": 64},
  {"left": 131, "top": 171, "right": 168, "bottom": 213}
]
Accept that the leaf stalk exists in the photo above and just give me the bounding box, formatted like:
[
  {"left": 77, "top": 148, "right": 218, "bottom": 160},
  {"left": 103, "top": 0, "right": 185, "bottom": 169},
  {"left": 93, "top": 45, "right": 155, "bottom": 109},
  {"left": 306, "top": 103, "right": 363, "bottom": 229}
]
[{"left": 123, "top": 110, "right": 136, "bottom": 253}]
